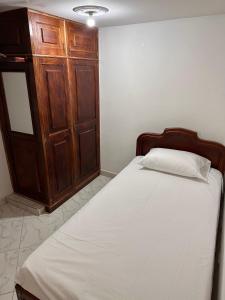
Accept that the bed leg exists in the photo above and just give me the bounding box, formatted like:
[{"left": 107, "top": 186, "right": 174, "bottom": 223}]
[{"left": 15, "top": 284, "right": 23, "bottom": 300}]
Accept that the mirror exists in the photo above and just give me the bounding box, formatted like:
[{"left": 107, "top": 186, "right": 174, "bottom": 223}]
[{"left": 2, "top": 72, "right": 34, "bottom": 134}]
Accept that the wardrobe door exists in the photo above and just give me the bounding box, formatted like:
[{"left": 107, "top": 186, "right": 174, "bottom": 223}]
[
  {"left": 34, "top": 57, "right": 74, "bottom": 204},
  {"left": 0, "top": 61, "right": 45, "bottom": 201},
  {"left": 66, "top": 21, "right": 98, "bottom": 59},
  {"left": 28, "top": 11, "right": 66, "bottom": 56},
  {"left": 69, "top": 59, "right": 100, "bottom": 184}
]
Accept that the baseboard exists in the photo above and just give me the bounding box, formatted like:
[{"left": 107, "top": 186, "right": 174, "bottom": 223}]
[
  {"left": 6, "top": 193, "right": 45, "bottom": 216},
  {"left": 101, "top": 169, "right": 117, "bottom": 178}
]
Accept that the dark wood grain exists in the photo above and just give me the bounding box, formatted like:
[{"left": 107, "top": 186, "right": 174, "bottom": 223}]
[
  {"left": 66, "top": 21, "right": 98, "bottom": 59},
  {"left": 75, "top": 63, "right": 97, "bottom": 123},
  {"left": 16, "top": 284, "right": 39, "bottom": 300},
  {"left": 10, "top": 132, "right": 43, "bottom": 200},
  {"left": 78, "top": 125, "right": 98, "bottom": 177},
  {"left": 137, "top": 128, "right": 225, "bottom": 174},
  {"left": 68, "top": 59, "right": 100, "bottom": 181},
  {"left": 47, "top": 130, "right": 74, "bottom": 201},
  {"left": 28, "top": 11, "right": 66, "bottom": 56},
  {"left": 0, "top": 8, "right": 32, "bottom": 55},
  {"left": 33, "top": 57, "right": 75, "bottom": 204},
  {"left": 69, "top": 59, "right": 99, "bottom": 123},
  {"left": 46, "top": 169, "right": 100, "bottom": 213},
  {"left": 35, "top": 57, "right": 70, "bottom": 134}
]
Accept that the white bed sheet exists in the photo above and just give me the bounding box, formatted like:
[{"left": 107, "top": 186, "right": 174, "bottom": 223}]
[{"left": 16, "top": 157, "right": 223, "bottom": 300}]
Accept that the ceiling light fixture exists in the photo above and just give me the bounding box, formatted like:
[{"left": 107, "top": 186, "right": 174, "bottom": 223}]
[
  {"left": 86, "top": 12, "right": 96, "bottom": 28},
  {"left": 73, "top": 5, "right": 109, "bottom": 27}
]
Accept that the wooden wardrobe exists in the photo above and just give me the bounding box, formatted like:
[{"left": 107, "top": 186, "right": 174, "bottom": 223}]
[{"left": 0, "top": 8, "right": 100, "bottom": 212}]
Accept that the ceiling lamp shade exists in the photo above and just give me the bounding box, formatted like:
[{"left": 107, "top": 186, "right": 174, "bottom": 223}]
[{"left": 73, "top": 5, "right": 109, "bottom": 27}]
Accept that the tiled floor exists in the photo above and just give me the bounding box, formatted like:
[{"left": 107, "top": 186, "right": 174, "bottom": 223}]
[{"left": 0, "top": 175, "right": 111, "bottom": 300}]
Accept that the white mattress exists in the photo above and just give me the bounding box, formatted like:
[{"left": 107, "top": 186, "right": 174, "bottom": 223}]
[{"left": 16, "top": 157, "right": 223, "bottom": 300}]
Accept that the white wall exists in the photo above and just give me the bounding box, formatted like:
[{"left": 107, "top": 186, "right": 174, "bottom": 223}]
[
  {"left": 0, "top": 130, "right": 12, "bottom": 201},
  {"left": 99, "top": 14, "right": 225, "bottom": 174}
]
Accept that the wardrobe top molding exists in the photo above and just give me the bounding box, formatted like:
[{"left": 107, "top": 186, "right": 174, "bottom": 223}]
[{"left": 0, "top": 8, "right": 98, "bottom": 60}]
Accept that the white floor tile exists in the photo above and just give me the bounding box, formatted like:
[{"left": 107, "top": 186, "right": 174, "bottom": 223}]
[
  {"left": 62, "top": 198, "right": 81, "bottom": 222},
  {"left": 0, "top": 250, "right": 18, "bottom": 294},
  {"left": 0, "top": 292, "right": 13, "bottom": 300},
  {"left": 75, "top": 189, "right": 93, "bottom": 207},
  {"left": 20, "top": 215, "right": 50, "bottom": 249},
  {"left": 0, "top": 204, "right": 25, "bottom": 224},
  {"left": 48, "top": 207, "right": 65, "bottom": 235},
  {"left": 0, "top": 221, "right": 23, "bottom": 253},
  {"left": 17, "top": 247, "right": 36, "bottom": 269}
]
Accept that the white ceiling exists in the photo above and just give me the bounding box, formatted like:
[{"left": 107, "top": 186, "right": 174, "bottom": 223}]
[{"left": 0, "top": 0, "right": 225, "bottom": 27}]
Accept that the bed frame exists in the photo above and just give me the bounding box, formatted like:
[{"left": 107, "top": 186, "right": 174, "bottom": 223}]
[{"left": 16, "top": 128, "right": 225, "bottom": 300}]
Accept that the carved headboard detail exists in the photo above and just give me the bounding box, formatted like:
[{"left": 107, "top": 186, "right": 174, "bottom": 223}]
[{"left": 136, "top": 128, "right": 225, "bottom": 174}]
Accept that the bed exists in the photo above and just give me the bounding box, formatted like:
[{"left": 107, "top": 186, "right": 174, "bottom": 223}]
[{"left": 15, "top": 128, "right": 225, "bottom": 300}]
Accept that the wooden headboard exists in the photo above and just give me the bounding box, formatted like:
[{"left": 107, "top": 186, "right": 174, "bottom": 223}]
[{"left": 136, "top": 128, "right": 225, "bottom": 174}]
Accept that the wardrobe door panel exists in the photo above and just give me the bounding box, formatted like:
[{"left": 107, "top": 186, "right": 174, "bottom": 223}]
[
  {"left": 75, "top": 64, "right": 97, "bottom": 123},
  {"left": 34, "top": 57, "right": 75, "bottom": 203},
  {"left": 69, "top": 59, "right": 100, "bottom": 181},
  {"left": 69, "top": 59, "right": 98, "bottom": 124},
  {"left": 48, "top": 131, "right": 74, "bottom": 198},
  {"left": 10, "top": 133, "right": 42, "bottom": 199},
  {"left": 28, "top": 11, "right": 65, "bottom": 56},
  {"left": 77, "top": 126, "right": 98, "bottom": 177},
  {"left": 36, "top": 58, "right": 69, "bottom": 134},
  {"left": 66, "top": 21, "right": 98, "bottom": 59}
]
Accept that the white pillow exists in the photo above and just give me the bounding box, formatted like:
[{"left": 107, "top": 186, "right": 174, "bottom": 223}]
[{"left": 139, "top": 148, "right": 211, "bottom": 182}]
